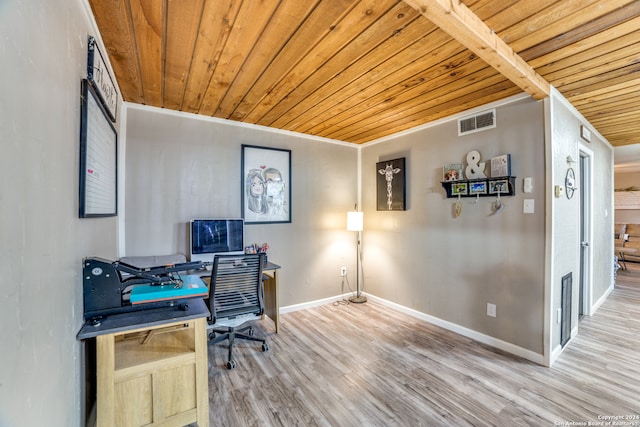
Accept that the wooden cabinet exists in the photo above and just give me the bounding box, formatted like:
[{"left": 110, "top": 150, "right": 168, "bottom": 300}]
[{"left": 79, "top": 301, "right": 209, "bottom": 427}]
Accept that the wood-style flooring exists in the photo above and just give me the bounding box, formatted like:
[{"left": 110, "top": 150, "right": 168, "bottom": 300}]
[{"left": 204, "top": 267, "right": 640, "bottom": 426}]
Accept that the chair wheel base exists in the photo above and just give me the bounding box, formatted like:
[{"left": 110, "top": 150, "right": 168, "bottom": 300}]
[
  {"left": 226, "top": 360, "right": 237, "bottom": 369},
  {"left": 262, "top": 343, "right": 269, "bottom": 352}
]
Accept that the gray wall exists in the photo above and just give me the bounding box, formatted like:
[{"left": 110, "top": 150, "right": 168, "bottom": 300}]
[
  {"left": 361, "top": 97, "right": 547, "bottom": 354},
  {"left": 588, "top": 124, "right": 615, "bottom": 309},
  {"left": 0, "top": 0, "right": 120, "bottom": 426},
  {"left": 547, "top": 88, "right": 614, "bottom": 360},
  {"left": 124, "top": 106, "right": 359, "bottom": 306}
]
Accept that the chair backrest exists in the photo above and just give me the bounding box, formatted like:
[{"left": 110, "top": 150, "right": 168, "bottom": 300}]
[{"left": 208, "top": 253, "right": 265, "bottom": 323}]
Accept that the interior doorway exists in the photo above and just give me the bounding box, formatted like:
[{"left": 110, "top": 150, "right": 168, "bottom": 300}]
[{"left": 579, "top": 149, "right": 593, "bottom": 318}]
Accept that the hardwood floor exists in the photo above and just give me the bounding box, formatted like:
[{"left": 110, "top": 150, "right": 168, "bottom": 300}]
[
  {"left": 204, "top": 270, "right": 640, "bottom": 426},
  {"left": 617, "top": 261, "right": 640, "bottom": 290}
]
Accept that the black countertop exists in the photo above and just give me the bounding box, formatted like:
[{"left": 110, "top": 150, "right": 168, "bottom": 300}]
[{"left": 77, "top": 298, "right": 209, "bottom": 340}]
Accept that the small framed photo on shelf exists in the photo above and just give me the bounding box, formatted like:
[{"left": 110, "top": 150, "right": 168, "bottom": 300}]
[
  {"left": 489, "top": 179, "right": 509, "bottom": 194},
  {"left": 469, "top": 181, "right": 487, "bottom": 195},
  {"left": 490, "top": 154, "right": 511, "bottom": 177},
  {"left": 443, "top": 163, "right": 464, "bottom": 181},
  {"left": 452, "top": 182, "right": 468, "bottom": 195}
]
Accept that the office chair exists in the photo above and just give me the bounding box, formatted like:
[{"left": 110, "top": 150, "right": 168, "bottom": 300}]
[{"left": 207, "top": 253, "right": 269, "bottom": 369}]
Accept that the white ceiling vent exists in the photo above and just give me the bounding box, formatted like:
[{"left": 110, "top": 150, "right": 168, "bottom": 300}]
[{"left": 458, "top": 109, "right": 496, "bottom": 136}]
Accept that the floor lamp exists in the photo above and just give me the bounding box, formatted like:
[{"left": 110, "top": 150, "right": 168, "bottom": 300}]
[{"left": 347, "top": 209, "right": 366, "bottom": 303}]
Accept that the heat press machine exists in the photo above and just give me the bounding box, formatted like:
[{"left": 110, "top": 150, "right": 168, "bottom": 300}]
[{"left": 82, "top": 257, "right": 209, "bottom": 322}]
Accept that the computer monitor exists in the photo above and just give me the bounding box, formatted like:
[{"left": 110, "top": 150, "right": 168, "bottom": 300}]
[{"left": 189, "top": 219, "right": 245, "bottom": 263}]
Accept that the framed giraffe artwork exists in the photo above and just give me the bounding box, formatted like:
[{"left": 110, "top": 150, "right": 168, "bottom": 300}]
[{"left": 376, "top": 157, "right": 406, "bottom": 211}]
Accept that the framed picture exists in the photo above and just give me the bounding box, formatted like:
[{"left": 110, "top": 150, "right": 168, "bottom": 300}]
[
  {"left": 469, "top": 181, "right": 487, "bottom": 195},
  {"left": 490, "top": 154, "right": 511, "bottom": 177},
  {"left": 452, "top": 182, "right": 468, "bottom": 195},
  {"left": 443, "top": 163, "right": 463, "bottom": 181},
  {"left": 87, "top": 36, "right": 117, "bottom": 122},
  {"left": 79, "top": 79, "right": 118, "bottom": 218},
  {"left": 242, "top": 145, "right": 291, "bottom": 224},
  {"left": 377, "top": 158, "right": 406, "bottom": 211},
  {"left": 489, "top": 179, "right": 509, "bottom": 194}
]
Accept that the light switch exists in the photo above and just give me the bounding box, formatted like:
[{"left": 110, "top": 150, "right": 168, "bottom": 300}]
[
  {"left": 523, "top": 199, "right": 535, "bottom": 214},
  {"left": 487, "top": 303, "right": 496, "bottom": 318},
  {"left": 523, "top": 177, "right": 533, "bottom": 193}
]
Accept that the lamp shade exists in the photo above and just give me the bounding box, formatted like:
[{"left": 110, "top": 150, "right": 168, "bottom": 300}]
[{"left": 347, "top": 211, "right": 363, "bottom": 231}]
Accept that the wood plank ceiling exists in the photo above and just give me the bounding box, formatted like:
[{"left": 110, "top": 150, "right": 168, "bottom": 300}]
[{"left": 88, "top": 0, "right": 640, "bottom": 146}]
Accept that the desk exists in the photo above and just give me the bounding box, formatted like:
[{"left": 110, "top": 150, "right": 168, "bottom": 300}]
[
  {"left": 77, "top": 300, "right": 209, "bottom": 427},
  {"left": 263, "top": 262, "right": 281, "bottom": 333}
]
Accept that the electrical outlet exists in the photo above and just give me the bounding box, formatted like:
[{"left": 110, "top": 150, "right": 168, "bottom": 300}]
[
  {"left": 487, "top": 303, "right": 496, "bottom": 318},
  {"left": 340, "top": 266, "right": 347, "bottom": 277}
]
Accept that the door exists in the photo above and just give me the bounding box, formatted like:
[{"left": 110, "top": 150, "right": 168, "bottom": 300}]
[{"left": 579, "top": 151, "right": 592, "bottom": 318}]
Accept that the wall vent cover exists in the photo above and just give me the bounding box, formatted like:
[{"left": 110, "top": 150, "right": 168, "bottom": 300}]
[{"left": 458, "top": 109, "right": 496, "bottom": 135}]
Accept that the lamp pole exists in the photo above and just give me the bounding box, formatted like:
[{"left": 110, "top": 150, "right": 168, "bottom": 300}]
[
  {"left": 349, "top": 228, "right": 366, "bottom": 303},
  {"left": 347, "top": 208, "right": 366, "bottom": 303}
]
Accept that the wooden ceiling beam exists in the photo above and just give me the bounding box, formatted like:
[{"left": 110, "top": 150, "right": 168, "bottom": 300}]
[{"left": 402, "top": 0, "right": 550, "bottom": 100}]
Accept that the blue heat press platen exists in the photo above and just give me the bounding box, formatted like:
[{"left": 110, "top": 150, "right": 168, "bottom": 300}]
[{"left": 130, "top": 275, "right": 208, "bottom": 304}]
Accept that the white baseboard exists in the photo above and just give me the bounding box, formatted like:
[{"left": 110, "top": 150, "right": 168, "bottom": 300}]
[
  {"left": 550, "top": 343, "right": 563, "bottom": 363},
  {"left": 280, "top": 293, "right": 353, "bottom": 314},
  {"left": 549, "top": 324, "right": 579, "bottom": 365},
  {"left": 592, "top": 283, "right": 614, "bottom": 313},
  {"left": 281, "top": 292, "right": 545, "bottom": 365}
]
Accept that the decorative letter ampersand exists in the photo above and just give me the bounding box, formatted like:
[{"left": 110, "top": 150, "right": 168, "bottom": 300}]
[{"left": 465, "top": 150, "right": 486, "bottom": 179}]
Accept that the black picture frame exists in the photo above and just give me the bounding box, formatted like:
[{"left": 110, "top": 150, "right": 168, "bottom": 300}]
[
  {"left": 79, "top": 79, "right": 118, "bottom": 218},
  {"left": 376, "top": 158, "right": 406, "bottom": 211},
  {"left": 452, "top": 182, "right": 468, "bottom": 196},
  {"left": 488, "top": 179, "right": 509, "bottom": 195},
  {"left": 87, "top": 36, "right": 117, "bottom": 122},
  {"left": 242, "top": 145, "right": 291, "bottom": 224}
]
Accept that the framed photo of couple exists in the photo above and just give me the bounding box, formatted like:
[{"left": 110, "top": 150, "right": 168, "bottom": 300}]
[{"left": 242, "top": 145, "right": 291, "bottom": 224}]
